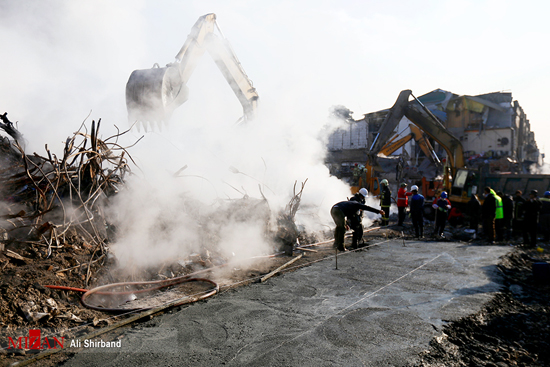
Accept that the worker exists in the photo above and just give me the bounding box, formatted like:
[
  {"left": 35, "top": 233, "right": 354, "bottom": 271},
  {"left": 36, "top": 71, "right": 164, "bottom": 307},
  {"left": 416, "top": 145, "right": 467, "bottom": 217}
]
[
  {"left": 540, "top": 191, "right": 550, "bottom": 242},
  {"left": 467, "top": 194, "right": 481, "bottom": 233},
  {"left": 379, "top": 179, "right": 391, "bottom": 226},
  {"left": 408, "top": 185, "right": 425, "bottom": 238},
  {"left": 512, "top": 190, "right": 526, "bottom": 239},
  {"left": 482, "top": 187, "right": 497, "bottom": 243},
  {"left": 498, "top": 191, "right": 513, "bottom": 240},
  {"left": 432, "top": 191, "right": 451, "bottom": 238},
  {"left": 348, "top": 188, "right": 368, "bottom": 249},
  {"left": 397, "top": 182, "right": 412, "bottom": 226},
  {"left": 331, "top": 200, "right": 384, "bottom": 252},
  {"left": 492, "top": 189, "right": 504, "bottom": 242},
  {"left": 352, "top": 163, "right": 365, "bottom": 186},
  {"left": 350, "top": 187, "right": 367, "bottom": 204},
  {"left": 523, "top": 190, "right": 542, "bottom": 247}
]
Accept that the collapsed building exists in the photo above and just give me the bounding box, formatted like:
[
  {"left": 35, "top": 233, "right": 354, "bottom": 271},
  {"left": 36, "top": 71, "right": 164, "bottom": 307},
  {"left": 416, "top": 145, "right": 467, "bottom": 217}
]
[{"left": 326, "top": 89, "right": 541, "bottom": 185}]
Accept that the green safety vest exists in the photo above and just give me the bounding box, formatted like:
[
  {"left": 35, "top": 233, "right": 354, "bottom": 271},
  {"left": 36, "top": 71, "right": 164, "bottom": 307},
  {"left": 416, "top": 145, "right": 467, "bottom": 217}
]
[{"left": 490, "top": 189, "right": 503, "bottom": 219}]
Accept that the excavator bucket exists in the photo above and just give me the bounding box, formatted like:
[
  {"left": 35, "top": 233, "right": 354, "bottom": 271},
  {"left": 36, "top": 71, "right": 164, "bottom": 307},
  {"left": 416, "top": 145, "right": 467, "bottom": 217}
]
[{"left": 125, "top": 65, "right": 189, "bottom": 130}]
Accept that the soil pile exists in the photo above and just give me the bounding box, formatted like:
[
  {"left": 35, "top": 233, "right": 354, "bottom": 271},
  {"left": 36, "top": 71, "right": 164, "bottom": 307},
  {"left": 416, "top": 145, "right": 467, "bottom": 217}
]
[{"left": 412, "top": 245, "right": 550, "bottom": 367}]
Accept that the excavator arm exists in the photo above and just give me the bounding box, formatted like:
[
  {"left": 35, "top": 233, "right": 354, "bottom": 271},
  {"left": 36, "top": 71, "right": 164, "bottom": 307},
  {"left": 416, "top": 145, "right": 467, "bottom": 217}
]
[
  {"left": 404, "top": 100, "right": 465, "bottom": 174},
  {"left": 126, "top": 13, "right": 259, "bottom": 131},
  {"left": 369, "top": 90, "right": 464, "bottom": 177},
  {"left": 409, "top": 125, "right": 440, "bottom": 165},
  {"left": 379, "top": 132, "right": 414, "bottom": 156}
]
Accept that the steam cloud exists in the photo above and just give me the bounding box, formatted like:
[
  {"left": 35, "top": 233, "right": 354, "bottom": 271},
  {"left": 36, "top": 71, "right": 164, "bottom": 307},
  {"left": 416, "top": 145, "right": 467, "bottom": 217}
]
[{"left": 2, "top": 1, "right": 444, "bottom": 273}]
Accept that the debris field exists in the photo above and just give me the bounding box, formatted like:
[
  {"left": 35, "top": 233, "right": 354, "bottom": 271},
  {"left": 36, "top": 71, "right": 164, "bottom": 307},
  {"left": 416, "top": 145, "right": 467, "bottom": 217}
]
[{"left": 0, "top": 113, "right": 549, "bottom": 367}]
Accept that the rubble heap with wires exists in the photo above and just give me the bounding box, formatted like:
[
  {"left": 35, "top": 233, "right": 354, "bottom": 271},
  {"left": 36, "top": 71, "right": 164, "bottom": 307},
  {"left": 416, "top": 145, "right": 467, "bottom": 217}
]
[{"left": 0, "top": 113, "right": 133, "bottom": 285}]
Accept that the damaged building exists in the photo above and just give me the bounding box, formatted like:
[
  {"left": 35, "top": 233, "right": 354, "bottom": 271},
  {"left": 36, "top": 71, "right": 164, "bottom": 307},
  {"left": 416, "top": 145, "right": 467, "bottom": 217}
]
[{"left": 326, "top": 89, "right": 542, "bottom": 183}]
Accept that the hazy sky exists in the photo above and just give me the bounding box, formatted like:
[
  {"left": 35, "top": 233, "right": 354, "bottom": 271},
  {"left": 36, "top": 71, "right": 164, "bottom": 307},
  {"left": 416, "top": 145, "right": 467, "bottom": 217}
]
[{"left": 1, "top": 0, "right": 548, "bottom": 153}]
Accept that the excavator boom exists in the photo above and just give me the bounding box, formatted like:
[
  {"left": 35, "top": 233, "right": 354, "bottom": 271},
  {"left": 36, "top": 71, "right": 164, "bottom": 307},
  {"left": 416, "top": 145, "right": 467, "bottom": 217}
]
[
  {"left": 369, "top": 89, "right": 464, "bottom": 177},
  {"left": 126, "top": 13, "right": 259, "bottom": 130}
]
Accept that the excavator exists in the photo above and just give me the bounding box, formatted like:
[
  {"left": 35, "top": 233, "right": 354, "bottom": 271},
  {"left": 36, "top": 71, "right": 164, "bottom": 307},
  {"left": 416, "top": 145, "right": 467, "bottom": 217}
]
[
  {"left": 352, "top": 124, "right": 441, "bottom": 196},
  {"left": 355, "top": 89, "right": 468, "bottom": 205},
  {"left": 125, "top": 13, "right": 259, "bottom": 131}
]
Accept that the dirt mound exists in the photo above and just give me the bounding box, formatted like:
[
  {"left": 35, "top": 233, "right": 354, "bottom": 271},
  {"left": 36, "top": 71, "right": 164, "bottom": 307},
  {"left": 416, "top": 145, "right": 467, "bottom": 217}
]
[{"left": 412, "top": 245, "right": 550, "bottom": 367}]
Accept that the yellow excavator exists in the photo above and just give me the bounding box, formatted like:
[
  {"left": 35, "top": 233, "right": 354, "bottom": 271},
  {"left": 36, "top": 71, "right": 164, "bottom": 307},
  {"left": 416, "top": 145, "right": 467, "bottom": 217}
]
[
  {"left": 359, "top": 89, "right": 467, "bottom": 204},
  {"left": 352, "top": 89, "right": 468, "bottom": 203},
  {"left": 126, "top": 13, "right": 259, "bottom": 131},
  {"left": 352, "top": 123, "right": 441, "bottom": 196}
]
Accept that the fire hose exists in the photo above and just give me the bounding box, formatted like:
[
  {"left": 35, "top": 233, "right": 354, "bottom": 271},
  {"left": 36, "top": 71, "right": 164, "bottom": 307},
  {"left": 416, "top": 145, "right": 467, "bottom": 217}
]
[{"left": 45, "top": 275, "right": 219, "bottom": 313}]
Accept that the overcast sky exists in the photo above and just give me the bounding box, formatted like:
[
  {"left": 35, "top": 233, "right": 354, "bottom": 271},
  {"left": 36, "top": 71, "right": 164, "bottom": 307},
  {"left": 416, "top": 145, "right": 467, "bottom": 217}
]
[{"left": 1, "top": 0, "right": 548, "bottom": 153}]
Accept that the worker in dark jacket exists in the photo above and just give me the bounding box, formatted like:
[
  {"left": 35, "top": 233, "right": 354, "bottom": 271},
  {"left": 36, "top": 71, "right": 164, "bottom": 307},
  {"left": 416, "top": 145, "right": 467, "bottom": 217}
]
[
  {"left": 432, "top": 191, "right": 451, "bottom": 237},
  {"left": 539, "top": 191, "right": 550, "bottom": 242},
  {"left": 348, "top": 188, "right": 368, "bottom": 248},
  {"left": 467, "top": 194, "right": 481, "bottom": 233},
  {"left": 523, "top": 190, "right": 542, "bottom": 247},
  {"left": 512, "top": 190, "right": 526, "bottom": 238},
  {"left": 331, "top": 200, "right": 383, "bottom": 251},
  {"left": 379, "top": 179, "right": 391, "bottom": 226},
  {"left": 409, "top": 185, "right": 425, "bottom": 238},
  {"left": 482, "top": 187, "right": 497, "bottom": 243},
  {"left": 498, "top": 191, "right": 513, "bottom": 240}
]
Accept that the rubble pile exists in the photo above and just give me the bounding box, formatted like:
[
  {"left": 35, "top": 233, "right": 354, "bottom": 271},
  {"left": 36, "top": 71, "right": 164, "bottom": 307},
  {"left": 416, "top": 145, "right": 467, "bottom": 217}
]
[
  {"left": 0, "top": 113, "right": 309, "bottom": 340},
  {"left": 0, "top": 115, "right": 132, "bottom": 332}
]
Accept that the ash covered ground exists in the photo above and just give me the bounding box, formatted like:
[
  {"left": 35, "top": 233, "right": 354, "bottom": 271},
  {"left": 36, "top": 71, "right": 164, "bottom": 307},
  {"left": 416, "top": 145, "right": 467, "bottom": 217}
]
[{"left": 2, "top": 220, "right": 550, "bottom": 366}]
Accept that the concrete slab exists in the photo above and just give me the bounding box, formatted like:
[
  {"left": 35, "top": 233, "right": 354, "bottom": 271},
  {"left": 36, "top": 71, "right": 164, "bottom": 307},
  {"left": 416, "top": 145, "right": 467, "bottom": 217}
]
[{"left": 62, "top": 239, "right": 511, "bottom": 367}]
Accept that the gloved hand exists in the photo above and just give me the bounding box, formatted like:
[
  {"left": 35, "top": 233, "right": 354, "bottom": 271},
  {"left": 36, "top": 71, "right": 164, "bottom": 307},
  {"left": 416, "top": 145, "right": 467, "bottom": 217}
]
[
  {"left": 447, "top": 205, "right": 451, "bottom": 209},
  {"left": 432, "top": 204, "right": 438, "bottom": 209}
]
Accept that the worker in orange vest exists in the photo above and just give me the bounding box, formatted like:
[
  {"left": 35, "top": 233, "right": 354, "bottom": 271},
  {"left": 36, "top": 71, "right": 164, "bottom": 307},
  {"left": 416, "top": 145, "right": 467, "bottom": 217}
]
[{"left": 397, "top": 182, "right": 412, "bottom": 226}]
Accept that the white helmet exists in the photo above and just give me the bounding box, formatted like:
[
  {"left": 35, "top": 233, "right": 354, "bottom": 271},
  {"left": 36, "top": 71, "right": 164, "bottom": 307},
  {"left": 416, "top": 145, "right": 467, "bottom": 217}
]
[
  {"left": 411, "top": 185, "right": 419, "bottom": 191},
  {"left": 359, "top": 188, "right": 368, "bottom": 197}
]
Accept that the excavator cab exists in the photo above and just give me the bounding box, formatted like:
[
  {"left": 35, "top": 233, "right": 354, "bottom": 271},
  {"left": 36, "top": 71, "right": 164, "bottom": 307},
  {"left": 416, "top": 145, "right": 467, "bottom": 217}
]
[{"left": 125, "top": 13, "right": 258, "bottom": 131}]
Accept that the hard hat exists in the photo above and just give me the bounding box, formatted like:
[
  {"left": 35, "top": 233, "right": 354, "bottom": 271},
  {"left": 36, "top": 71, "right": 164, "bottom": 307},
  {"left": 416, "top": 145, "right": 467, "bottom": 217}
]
[
  {"left": 400, "top": 182, "right": 407, "bottom": 187},
  {"left": 531, "top": 189, "right": 538, "bottom": 196},
  {"left": 545, "top": 191, "right": 550, "bottom": 197},
  {"left": 380, "top": 179, "right": 388, "bottom": 186},
  {"left": 359, "top": 188, "right": 368, "bottom": 197},
  {"left": 411, "top": 185, "right": 418, "bottom": 191},
  {"left": 440, "top": 191, "right": 448, "bottom": 199}
]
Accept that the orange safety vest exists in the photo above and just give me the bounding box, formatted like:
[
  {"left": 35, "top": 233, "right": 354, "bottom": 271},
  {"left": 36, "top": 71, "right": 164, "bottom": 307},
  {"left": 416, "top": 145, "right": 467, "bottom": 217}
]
[{"left": 397, "top": 187, "right": 409, "bottom": 207}]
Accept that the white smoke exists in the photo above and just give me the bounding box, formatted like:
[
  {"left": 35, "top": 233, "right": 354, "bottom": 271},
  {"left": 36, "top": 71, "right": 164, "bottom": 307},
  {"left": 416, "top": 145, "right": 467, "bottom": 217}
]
[{"left": 4, "top": 1, "right": 545, "bottom": 272}]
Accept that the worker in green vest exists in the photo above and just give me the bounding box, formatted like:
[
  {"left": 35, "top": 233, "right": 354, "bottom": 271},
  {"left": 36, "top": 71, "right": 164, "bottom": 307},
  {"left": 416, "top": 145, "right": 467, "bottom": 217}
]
[{"left": 490, "top": 188, "right": 504, "bottom": 241}]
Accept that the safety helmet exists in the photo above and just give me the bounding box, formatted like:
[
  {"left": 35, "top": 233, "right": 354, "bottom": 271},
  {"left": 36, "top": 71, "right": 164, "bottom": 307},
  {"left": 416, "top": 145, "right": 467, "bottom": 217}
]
[
  {"left": 440, "top": 191, "right": 448, "bottom": 199},
  {"left": 400, "top": 182, "right": 407, "bottom": 187},
  {"left": 380, "top": 179, "right": 388, "bottom": 186},
  {"left": 545, "top": 191, "right": 550, "bottom": 197},
  {"left": 359, "top": 188, "right": 368, "bottom": 197},
  {"left": 411, "top": 185, "right": 419, "bottom": 191}
]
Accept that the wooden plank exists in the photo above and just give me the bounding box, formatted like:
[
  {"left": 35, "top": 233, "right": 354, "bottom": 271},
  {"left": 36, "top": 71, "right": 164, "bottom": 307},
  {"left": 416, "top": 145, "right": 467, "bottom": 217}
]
[{"left": 260, "top": 254, "right": 303, "bottom": 283}]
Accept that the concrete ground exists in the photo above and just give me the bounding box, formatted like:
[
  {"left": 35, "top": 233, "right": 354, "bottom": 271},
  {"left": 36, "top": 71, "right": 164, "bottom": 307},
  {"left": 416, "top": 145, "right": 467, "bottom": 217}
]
[{"left": 61, "top": 239, "right": 511, "bottom": 367}]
